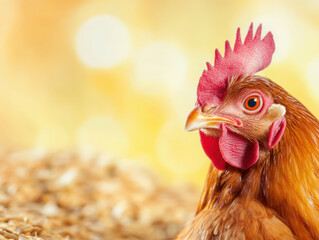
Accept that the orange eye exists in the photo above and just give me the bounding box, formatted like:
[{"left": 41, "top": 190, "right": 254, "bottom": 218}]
[{"left": 243, "top": 95, "right": 262, "bottom": 112}]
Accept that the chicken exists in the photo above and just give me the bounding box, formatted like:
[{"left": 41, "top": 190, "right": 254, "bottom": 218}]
[{"left": 176, "top": 23, "right": 319, "bottom": 240}]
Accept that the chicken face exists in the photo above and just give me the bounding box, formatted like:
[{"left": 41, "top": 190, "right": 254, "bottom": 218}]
[
  {"left": 184, "top": 23, "right": 286, "bottom": 171},
  {"left": 185, "top": 75, "right": 286, "bottom": 170}
]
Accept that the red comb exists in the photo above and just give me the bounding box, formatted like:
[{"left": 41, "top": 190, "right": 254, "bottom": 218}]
[{"left": 197, "top": 23, "right": 275, "bottom": 106}]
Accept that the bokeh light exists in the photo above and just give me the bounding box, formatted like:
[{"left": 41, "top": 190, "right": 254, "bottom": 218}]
[
  {"left": 0, "top": 0, "right": 318, "bottom": 186},
  {"left": 235, "top": 2, "right": 294, "bottom": 64},
  {"left": 307, "top": 56, "right": 319, "bottom": 100},
  {"left": 35, "top": 125, "right": 72, "bottom": 151},
  {"left": 133, "top": 42, "right": 187, "bottom": 95},
  {"left": 157, "top": 119, "right": 207, "bottom": 174},
  {"left": 77, "top": 116, "right": 129, "bottom": 157},
  {"left": 253, "top": 14, "right": 291, "bottom": 63},
  {"left": 75, "top": 15, "right": 130, "bottom": 69}
]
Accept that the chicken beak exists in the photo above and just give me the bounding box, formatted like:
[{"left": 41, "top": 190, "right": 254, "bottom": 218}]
[{"left": 184, "top": 107, "right": 237, "bottom": 132}]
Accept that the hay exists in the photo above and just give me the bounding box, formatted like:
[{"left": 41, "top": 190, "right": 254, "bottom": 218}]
[{"left": 0, "top": 150, "right": 199, "bottom": 239}]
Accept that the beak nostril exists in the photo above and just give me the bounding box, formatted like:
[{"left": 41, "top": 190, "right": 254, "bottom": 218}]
[{"left": 202, "top": 105, "right": 217, "bottom": 114}]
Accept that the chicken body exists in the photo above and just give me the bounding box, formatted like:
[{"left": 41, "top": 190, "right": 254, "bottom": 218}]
[
  {"left": 177, "top": 194, "right": 293, "bottom": 239},
  {"left": 178, "top": 76, "right": 319, "bottom": 240}
]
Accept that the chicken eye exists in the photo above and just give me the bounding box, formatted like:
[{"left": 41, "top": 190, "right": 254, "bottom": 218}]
[{"left": 243, "top": 95, "right": 262, "bottom": 112}]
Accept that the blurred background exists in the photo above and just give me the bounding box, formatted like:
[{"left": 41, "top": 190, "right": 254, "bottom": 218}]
[{"left": 0, "top": 0, "right": 319, "bottom": 186}]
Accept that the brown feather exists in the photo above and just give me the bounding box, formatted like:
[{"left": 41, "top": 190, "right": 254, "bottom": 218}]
[{"left": 177, "top": 75, "right": 319, "bottom": 239}]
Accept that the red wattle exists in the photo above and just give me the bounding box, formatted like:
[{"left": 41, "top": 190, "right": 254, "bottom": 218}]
[
  {"left": 219, "top": 124, "right": 259, "bottom": 170},
  {"left": 199, "top": 124, "right": 259, "bottom": 170},
  {"left": 199, "top": 131, "right": 226, "bottom": 170}
]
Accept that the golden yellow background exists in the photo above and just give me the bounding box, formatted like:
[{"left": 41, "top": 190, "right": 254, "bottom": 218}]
[{"left": 1, "top": 0, "right": 319, "bottom": 185}]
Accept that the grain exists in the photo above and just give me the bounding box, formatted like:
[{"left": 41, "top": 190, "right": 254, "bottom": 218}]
[{"left": 0, "top": 150, "right": 199, "bottom": 239}]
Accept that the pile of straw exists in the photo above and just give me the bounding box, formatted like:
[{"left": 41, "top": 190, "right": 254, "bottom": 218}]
[{"left": 0, "top": 150, "right": 199, "bottom": 239}]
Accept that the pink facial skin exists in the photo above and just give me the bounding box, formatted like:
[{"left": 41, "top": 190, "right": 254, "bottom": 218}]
[
  {"left": 199, "top": 90, "right": 285, "bottom": 171},
  {"left": 215, "top": 90, "right": 272, "bottom": 118}
]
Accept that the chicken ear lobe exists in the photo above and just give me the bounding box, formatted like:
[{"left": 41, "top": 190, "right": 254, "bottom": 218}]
[{"left": 268, "top": 116, "right": 286, "bottom": 149}]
